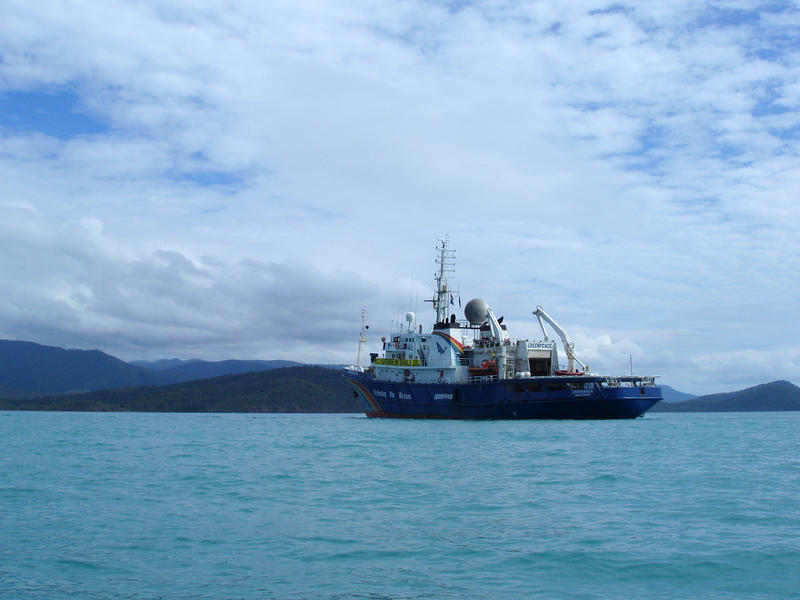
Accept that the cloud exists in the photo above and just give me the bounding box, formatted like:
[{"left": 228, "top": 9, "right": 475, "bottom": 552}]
[
  {"left": 0, "top": 1, "right": 798, "bottom": 392},
  {"left": 0, "top": 205, "right": 380, "bottom": 361}
]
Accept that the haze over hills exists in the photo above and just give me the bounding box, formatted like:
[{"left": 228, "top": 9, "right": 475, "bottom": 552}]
[{"left": 129, "top": 358, "right": 198, "bottom": 370}]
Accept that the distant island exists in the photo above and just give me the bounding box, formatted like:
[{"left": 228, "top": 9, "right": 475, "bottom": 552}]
[
  {"left": 649, "top": 380, "right": 800, "bottom": 413},
  {"left": 0, "top": 366, "right": 359, "bottom": 413},
  {"left": 0, "top": 339, "right": 798, "bottom": 413}
]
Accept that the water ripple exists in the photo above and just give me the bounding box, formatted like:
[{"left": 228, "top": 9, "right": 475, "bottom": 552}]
[{"left": 1, "top": 412, "right": 799, "bottom": 599}]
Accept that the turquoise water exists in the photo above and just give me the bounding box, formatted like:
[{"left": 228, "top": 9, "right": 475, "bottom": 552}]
[{"left": 1, "top": 411, "right": 798, "bottom": 599}]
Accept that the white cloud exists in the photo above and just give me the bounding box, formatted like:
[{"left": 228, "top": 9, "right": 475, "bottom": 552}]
[{"left": 0, "top": 0, "right": 798, "bottom": 393}]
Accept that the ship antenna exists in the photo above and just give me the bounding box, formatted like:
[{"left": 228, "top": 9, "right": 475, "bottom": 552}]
[
  {"left": 356, "top": 308, "right": 368, "bottom": 369},
  {"left": 433, "top": 236, "right": 455, "bottom": 324}
]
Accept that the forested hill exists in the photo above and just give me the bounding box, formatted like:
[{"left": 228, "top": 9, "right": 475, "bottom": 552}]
[
  {"left": 0, "top": 366, "right": 360, "bottom": 413},
  {"left": 651, "top": 380, "right": 800, "bottom": 412}
]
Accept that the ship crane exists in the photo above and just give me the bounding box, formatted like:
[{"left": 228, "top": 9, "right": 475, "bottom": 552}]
[{"left": 532, "top": 305, "right": 589, "bottom": 373}]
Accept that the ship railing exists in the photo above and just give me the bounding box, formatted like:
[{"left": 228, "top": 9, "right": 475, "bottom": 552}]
[
  {"left": 466, "top": 375, "right": 499, "bottom": 384},
  {"left": 603, "top": 376, "right": 657, "bottom": 388}
]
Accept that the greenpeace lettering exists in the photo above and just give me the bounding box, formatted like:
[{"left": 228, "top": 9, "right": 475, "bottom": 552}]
[
  {"left": 529, "top": 342, "right": 554, "bottom": 349},
  {"left": 374, "top": 358, "right": 421, "bottom": 367}
]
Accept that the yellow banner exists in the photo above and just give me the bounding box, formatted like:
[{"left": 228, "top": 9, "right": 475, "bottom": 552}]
[{"left": 373, "top": 358, "right": 421, "bottom": 367}]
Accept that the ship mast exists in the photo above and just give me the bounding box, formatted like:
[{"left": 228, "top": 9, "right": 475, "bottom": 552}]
[
  {"left": 433, "top": 237, "right": 455, "bottom": 323},
  {"left": 355, "top": 308, "right": 368, "bottom": 368}
]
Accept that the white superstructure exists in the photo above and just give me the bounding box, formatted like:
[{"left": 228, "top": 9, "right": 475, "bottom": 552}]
[{"left": 362, "top": 238, "right": 581, "bottom": 385}]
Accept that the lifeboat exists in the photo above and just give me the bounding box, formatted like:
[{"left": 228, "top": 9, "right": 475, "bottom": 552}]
[{"left": 468, "top": 360, "right": 499, "bottom": 377}]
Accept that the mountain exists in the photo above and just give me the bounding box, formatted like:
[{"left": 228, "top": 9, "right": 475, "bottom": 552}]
[
  {"left": 130, "top": 358, "right": 302, "bottom": 376},
  {"left": 0, "top": 340, "right": 157, "bottom": 394},
  {"left": 651, "top": 380, "right": 800, "bottom": 412},
  {"left": 0, "top": 339, "right": 303, "bottom": 396},
  {"left": 159, "top": 359, "right": 302, "bottom": 381},
  {"left": 660, "top": 385, "right": 696, "bottom": 403},
  {"left": 0, "top": 366, "right": 358, "bottom": 413},
  {"left": 129, "top": 358, "right": 198, "bottom": 370}
]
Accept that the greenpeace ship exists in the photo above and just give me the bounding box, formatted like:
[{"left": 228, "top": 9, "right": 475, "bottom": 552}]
[{"left": 344, "top": 239, "right": 661, "bottom": 419}]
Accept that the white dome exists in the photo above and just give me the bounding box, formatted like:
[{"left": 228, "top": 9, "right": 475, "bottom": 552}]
[{"left": 464, "top": 298, "right": 489, "bottom": 325}]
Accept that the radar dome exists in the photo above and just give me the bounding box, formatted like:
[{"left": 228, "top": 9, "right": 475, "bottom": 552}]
[
  {"left": 405, "top": 311, "right": 415, "bottom": 323},
  {"left": 464, "top": 298, "right": 489, "bottom": 325}
]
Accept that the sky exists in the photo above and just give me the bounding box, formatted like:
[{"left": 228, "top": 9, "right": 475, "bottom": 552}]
[{"left": 1, "top": 0, "right": 798, "bottom": 394}]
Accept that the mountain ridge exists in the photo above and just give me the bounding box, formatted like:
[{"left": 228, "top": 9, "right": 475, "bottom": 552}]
[{"left": 0, "top": 339, "right": 302, "bottom": 396}]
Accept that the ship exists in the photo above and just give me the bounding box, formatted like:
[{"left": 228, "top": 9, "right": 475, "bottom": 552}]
[{"left": 343, "top": 239, "right": 662, "bottom": 419}]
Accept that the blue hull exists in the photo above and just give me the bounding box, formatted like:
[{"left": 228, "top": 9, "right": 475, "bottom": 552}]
[{"left": 345, "top": 371, "right": 661, "bottom": 420}]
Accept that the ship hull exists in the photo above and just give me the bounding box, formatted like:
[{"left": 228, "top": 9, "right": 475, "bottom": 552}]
[{"left": 345, "top": 371, "right": 661, "bottom": 420}]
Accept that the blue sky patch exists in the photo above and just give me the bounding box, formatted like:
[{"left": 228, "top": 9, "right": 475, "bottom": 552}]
[
  {"left": 0, "top": 89, "right": 108, "bottom": 139},
  {"left": 165, "top": 169, "right": 244, "bottom": 188}
]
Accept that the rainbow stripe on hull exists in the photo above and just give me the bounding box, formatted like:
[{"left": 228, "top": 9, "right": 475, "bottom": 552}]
[{"left": 348, "top": 377, "right": 382, "bottom": 414}]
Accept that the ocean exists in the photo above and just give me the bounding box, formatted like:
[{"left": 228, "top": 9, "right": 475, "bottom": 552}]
[{"left": 1, "top": 411, "right": 798, "bottom": 599}]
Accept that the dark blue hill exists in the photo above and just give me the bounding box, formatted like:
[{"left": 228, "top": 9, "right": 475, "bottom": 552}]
[
  {"left": 0, "top": 340, "right": 157, "bottom": 394},
  {"left": 0, "top": 340, "right": 303, "bottom": 396},
  {"left": 660, "top": 385, "right": 696, "bottom": 403},
  {"left": 651, "top": 380, "right": 800, "bottom": 412}
]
